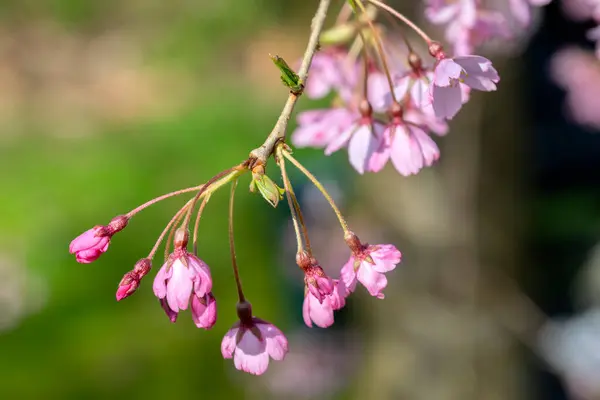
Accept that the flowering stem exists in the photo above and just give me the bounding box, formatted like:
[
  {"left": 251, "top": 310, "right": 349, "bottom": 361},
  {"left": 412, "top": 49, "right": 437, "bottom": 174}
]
[
  {"left": 278, "top": 149, "right": 305, "bottom": 254},
  {"left": 181, "top": 166, "right": 246, "bottom": 230},
  {"left": 354, "top": 0, "right": 397, "bottom": 104},
  {"left": 278, "top": 147, "right": 312, "bottom": 255},
  {"left": 249, "top": 0, "right": 332, "bottom": 166},
  {"left": 126, "top": 185, "right": 212, "bottom": 218},
  {"left": 281, "top": 150, "right": 350, "bottom": 235},
  {"left": 164, "top": 204, "right": 187, "bottom": 260},
  {"left": 367, "top": 0, "right": 432, "bottom": 43},
  {"left": 192, "top": 193, "right": 211, "bottom": 256},
  {"left": 147, "top": 198, "right": 194, "bottom": 260},
  {"left": 228, "top": 178, "right": 246, "bottom": 303}
]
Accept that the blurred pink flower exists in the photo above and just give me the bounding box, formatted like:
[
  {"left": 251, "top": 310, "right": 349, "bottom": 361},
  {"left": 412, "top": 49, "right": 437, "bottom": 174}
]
[
  {"left": 509, "top": 0, "right": 551, "bottom": 25},
  {"left": 304, "top": 50, "right": 357, "bottom": 101},
  {"left": 303, "top": 279, "right": 347, "bottom": 328},
  {"left": 550, "top": 47, "right": 600, "bottom": 129},
  {"left": 292, "top": 108, "right": 355, "bottom": 149},
  {"left": 341, "top": 244, "right": 401, "bottom": 299},
  {"left": 153, "top": 251, "right": 213, "bottom": 318},
  {"left": 589, "top": 26, "right": 600, "bottom": 58},
  {"left": 432, "top": 55, "right": 499, "bottom": 119},
  {"left": 221, "top": 318, "right": 288, "bottom": 375}
]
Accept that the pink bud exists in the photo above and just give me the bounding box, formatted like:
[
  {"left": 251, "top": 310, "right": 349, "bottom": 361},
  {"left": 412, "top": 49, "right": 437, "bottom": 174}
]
[
  {"left": 191, "top": 292, "right": 217, "bottom": 329},
  {"left": 69, "top": 227, "right": 111, "bottom": 263},
  {"left": 116, "top": 272, "right": 139, "bottom": 301}
]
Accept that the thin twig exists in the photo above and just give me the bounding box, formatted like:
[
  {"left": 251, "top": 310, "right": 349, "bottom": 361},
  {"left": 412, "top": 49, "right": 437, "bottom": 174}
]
[{"left": 228, "top": 179, "right": 245, "bottom": 302}]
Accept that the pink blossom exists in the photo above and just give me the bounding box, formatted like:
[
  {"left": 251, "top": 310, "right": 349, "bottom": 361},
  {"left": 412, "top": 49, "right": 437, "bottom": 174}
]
[
  {"left": 221, "top": 318, "right": 288, "bottom": 375},
  {"left": 69, "top": 215, "right": 128, "bottom": 263},
  {"left": 292, "top": 108, "right": 355, "bottom": 149},
  {"left": 153, "top": 250, "right": 213, "bottom": 316},
  {"left": 116, "top": 258, "right": 151, "bottom": 301},
  {"left": 550, "top": 47, "right": 600, "bottom": 129},
  {"left": 368, "top": 120, "right": 440, "bottom": 176},
  {"left": 304, "top": 51, "right": 357, "bottom": 101},
  {"left": 432, "top": 55, "right": 499, "bottom": 119},
  {"left": 509, "top": 0, "right": 551, "bottom": 26},
  {"left": 191, "top": 292, "right": 217, "bottom": 329},
  {"left": 303, "top": 279, "right": 347, "bottom": 328},
  {"left": 341, "top": 243, "right": 401, "bottom": 299}
]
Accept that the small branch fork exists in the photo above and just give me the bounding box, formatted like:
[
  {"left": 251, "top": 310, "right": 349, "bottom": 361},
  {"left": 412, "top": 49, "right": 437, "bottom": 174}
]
[{"left": 248, "top": 0, "right": 332, "bottom": 169}]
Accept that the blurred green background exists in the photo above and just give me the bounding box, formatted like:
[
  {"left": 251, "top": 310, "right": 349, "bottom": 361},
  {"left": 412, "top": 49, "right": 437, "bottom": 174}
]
[{"left": 1, "top": 1, "right": 600, "bottom": 400}]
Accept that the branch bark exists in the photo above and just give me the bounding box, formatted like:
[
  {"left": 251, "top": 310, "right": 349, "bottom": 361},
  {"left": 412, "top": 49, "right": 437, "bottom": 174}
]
[{"left": 249, "top": 0, "right": 332, "bottom": 168}]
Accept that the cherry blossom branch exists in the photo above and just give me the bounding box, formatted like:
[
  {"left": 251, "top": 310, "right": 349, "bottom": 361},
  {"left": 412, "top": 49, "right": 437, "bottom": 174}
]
[{"left": 248, "top": 0, "right": 332, "bottom": 168}]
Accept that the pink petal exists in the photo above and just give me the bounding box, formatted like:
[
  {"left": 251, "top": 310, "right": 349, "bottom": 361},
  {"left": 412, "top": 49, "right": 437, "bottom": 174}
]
[
  {"left": 166, "top": 259, "right": 193, "bottom": 312},
  {"left": 370, "top": 244, "right": 402, "bottom": 273},
  {"left": 367, "top": 126, "right": 392, "bottom": 172},
  {"left": 412, "top": 126, "right": 440, "bottom": 166},
  {"left": 426, "top": 3, "right": 459, "bottom": 24},
  {"left": 221, "top": 327, "right": 238, "bottom": 358},
  {"left": 152, "top": 262, "right": 171, "bottom": 299},
  {"left": 357, "top": 265, "right": 389, "bottom": 299},
  {"left": 348, "top": 124, "right": 380, "bottom": 174},
  {"left": 432, "top": 84, "right": 463, "bottom": 119},
  {"left": 434, "top": 59, "right": 463, "bottom": 87},
  {"left": 306, "top": 293, "right": 335, "bottom": 328},
  {"left": 389, "top": 125, "right": 424, "bottom": 176},
  {"left": 368, "top": 72, "right": 391, "bottom": 112},
  {"left": 160, "top": 298, "right": 178, "bottom": 322},
  {"left": 191, "top": 293, "right": 217, "bottom": 329},
  {"left": 188, "top": 255, "right": 213, "bottom": 297},
  {"left": 509, "top": 0, "right": 531, "bottom": 25},
  {"left": 257, "top": 322, "right": 289, "bottom": 361},
  {"left": 340, "top": 257, "right": 358, "bottom": 293},
  {"left": 233, "top": 331, "right": 270, "bottom": 375},
  {"left": 302, "top": 295, "right": 313, "bottom": 328},
  {"left": 324, "top": 123, "right": 356, "bottom": 155}
]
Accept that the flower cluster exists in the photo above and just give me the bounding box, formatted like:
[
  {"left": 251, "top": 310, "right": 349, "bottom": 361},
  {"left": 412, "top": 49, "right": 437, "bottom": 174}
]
[
  {"left": 65, "top": 0, "right": 536, "bottom": 378},
  {"left": 292, "top": 0, "right": 502, "bottom": 177}
]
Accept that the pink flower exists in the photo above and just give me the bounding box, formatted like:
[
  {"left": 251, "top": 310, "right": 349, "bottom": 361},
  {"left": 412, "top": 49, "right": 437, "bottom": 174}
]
[
  {"left": 153, "top": 250, "right": 213, "bottom": 317},
  {"left": 69, "top": 215, "right": 128, "bottom": 263},
  {"left": 432, "top": 55, "right": 499, "bottom": 119},
  {"left": 304, "top": 51, "right": 358, "bottom": 101},
  {"left": 292, "top": 108, "right": 355, "bottom": 149},
  {"left": 341, "top": 240, "right": 401, "bottom": 299},
  {"left": 303, "top": 279, "right": 347, "bottom": 328},
  {"left": 221, "top": 317, "right": 288, "bottom": 375},
  {"left": 191, "top": 292, "right": 217, "bottom": 329},
  {"left": 509, "top": 0, "right": 551, "bottom": 26},
  {"left": 368, "top": 119, "right": 440, "bottom": 176}
]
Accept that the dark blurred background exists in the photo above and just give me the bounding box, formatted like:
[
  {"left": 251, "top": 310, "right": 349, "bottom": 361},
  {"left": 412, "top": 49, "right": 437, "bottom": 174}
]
[{"left": 0, "top": 0, "right": 599, "bottom": 399}]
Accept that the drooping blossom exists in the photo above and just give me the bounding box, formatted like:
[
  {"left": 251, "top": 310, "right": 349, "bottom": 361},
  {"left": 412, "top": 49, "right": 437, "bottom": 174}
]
[
  {"left": 116, "top": 258, "right": 152, "bottom": 301},
  {"left": 303, "top": 279, "right": 348, "bottom": 328},
  {"left": 431, "top": 55, "right": 500, "bottom": 119},
  {"left": 221, "top": 302, "right": 288, "bottom": 375},
  {"left": 341, "top": 233, "right": 402, "bottom": 299},
  {"left": 324, "top": 100, "right": 385, "bottom": 174},
  {"left": 153, "top": 230, "right": 215, "bottom": 327},
  {"left": 69, "top": 215, "right": 129, "bottom": 263},
  {"left": 368, "top": 105, "right": 440, "bottom": 176}
]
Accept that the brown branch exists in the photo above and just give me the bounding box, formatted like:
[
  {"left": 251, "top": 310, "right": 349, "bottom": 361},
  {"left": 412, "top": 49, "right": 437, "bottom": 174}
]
[{"left": 248, "top": 0, "right": 332, "bottom": 168}]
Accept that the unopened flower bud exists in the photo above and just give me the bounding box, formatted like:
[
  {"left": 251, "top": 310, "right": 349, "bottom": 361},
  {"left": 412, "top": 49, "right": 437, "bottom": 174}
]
[
  {"left": 108, "top": 215, "right": 129, "bottom": 234},
  {"left": 116, "top": 271, "right": 139, "bottom": 301},
  {"left": 133, "top": 258, "right": 152, "bottom": 278},
  {"left": 250, "top": 172, "right": 284, "bottom": 208},
  {"left": 428, "top": 41, "right": 445, "bottom": 59},
  {"left": 174, "top": 228, "right": 189, "bottom": 249}
]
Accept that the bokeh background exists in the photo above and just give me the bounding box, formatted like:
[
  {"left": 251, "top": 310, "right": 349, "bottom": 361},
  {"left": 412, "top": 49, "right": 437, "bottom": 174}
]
[{"left": 0, "top": 0, "right": 599, "bottom": 399}]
